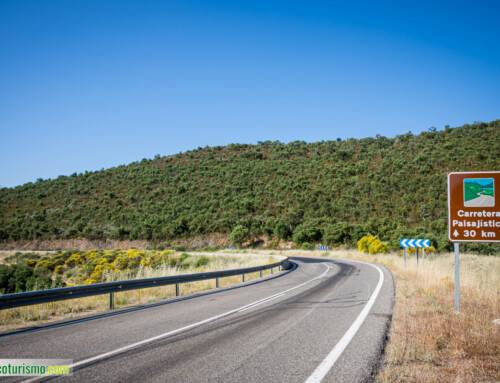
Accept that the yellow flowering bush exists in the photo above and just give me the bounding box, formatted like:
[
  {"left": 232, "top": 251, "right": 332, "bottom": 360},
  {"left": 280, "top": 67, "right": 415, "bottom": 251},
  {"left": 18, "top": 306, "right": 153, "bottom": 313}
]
[
  {"left": 400, "top": 245, "right": 437, "bottom": 256},
  {"left": 20, "top": 249, "right": 209, "bottom": 287},
  {"left": 357, "top": 235, "right": 388, "bottom": 254}
]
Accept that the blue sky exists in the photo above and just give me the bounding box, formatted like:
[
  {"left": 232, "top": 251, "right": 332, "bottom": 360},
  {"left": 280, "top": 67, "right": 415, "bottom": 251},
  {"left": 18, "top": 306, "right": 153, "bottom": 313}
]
[
  {"left": 1, "top": 0, "right": 499, "bottom": 188},
  {"left": 464, "top": 179, "right": 494, "bottom": 187}
]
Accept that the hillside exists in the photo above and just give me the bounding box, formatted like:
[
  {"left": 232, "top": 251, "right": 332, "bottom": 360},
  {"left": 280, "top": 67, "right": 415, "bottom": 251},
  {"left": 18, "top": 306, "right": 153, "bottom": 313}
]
[{"left": 1, "top": 121, "right": 499, "bottom": 253}]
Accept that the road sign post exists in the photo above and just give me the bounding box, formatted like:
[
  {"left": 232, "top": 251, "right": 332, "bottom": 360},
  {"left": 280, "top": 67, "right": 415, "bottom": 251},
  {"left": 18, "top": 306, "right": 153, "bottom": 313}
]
[
  {"left": 400, "top": 239, "right": 430, "bottom": 267},
  {"left": 448, "top": 171, "right": 500, "bottom": 312},
  {"left": 455, "top": 242, "right": 460, "bottom": 311}
]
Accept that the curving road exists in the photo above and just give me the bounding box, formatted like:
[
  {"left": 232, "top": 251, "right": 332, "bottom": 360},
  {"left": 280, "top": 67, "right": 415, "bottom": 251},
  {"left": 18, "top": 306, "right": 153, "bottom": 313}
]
[
  {"left": 464, "top": 192, "right": 495, "bottom": 207},
  {"left": 0, "top": 256, "right": 394, "bottom": 383}
]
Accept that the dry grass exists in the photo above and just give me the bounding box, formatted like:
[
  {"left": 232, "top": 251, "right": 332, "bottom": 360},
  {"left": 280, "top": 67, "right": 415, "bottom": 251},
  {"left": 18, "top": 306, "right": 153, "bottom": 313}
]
[
  {"left": 264, "top": 248, "right": 500, "bottom": 382},
  {"left": 374, "top": 253, "right": 500, "bottom": 383},
  {"left": 0, "top": 254, "right": 277, "bottom": 332}
]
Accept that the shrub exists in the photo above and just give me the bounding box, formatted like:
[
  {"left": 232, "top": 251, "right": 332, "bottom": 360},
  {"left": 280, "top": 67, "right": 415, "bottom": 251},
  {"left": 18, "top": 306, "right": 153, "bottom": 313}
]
[
  {"left": 293, "top": 222, "right": 321, "bottom": 244},
  {"left": 0, "top": 264, "right": 62, "bottom": 293},
  {"left": 357, "top": 235, "right": 388, "bottom": 254},
  {"left": 194, "top": 256, "right": 210, "bottom": 268},
  {"left": 230, "top": 225, "right": 249, "bottom": 247},
  {"left": 322, "top": 223, "right": 343, "bottom": 245},
  {"left": 167, "top": 257, "right": 179, "bottom": 268},
  {"left": 301, "top": 242, "right": 315, "bottom": 250},
  {"left": 274, "top": 221, "right": 291, "bottom": 240},
  {"left": 178, "top": 253, "right": 191, "bottom": 269}
]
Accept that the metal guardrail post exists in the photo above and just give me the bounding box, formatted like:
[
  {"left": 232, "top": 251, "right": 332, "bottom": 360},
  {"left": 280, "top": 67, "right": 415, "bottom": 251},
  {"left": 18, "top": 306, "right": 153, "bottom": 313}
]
[
  {"left": 175, "top": 284, "right": 179, "bottom": 297},
  {"left": 216, "top": 278, "right": 219, "bottom": 288},
  {"left": 260, "top": 270, "right": 262, "bottom": 278},
  {"left": 109, "top": 292, "right": 114, "bottom": 310},
  {"left": 242, "top": 274, "right": 245, "bottom": 282},
  {"left": 271, "top": 267, "right": 274, "bottom": 274}
]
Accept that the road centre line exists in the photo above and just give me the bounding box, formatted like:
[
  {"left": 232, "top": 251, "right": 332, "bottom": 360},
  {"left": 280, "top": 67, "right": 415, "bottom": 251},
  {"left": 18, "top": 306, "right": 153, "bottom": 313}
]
[
  {"left": 304, "top": 260, "right": 385, "bottom": 383},
  {"left": 237, "top": 293, "right": 286, "bottom": 312},
  {"left": 24, "top": 262, "right": 332, "bottom": 382}
]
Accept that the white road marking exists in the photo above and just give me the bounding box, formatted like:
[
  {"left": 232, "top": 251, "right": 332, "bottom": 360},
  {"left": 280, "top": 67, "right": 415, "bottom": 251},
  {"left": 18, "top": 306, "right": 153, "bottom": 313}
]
[
  {"left": 24, "top": 262, "right": 332, "bottom": 382},
  {"left": 304, "top": 260, "right": 385, "bottom": 383},
  {"left": 237, "top": 293, "right": 286, "bottom": 312}
]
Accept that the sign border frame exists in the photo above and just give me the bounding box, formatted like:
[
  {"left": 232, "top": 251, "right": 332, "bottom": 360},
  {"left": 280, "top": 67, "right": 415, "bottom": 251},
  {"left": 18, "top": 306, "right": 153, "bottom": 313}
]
[{"left": 448, "top": 171, "right": 500, "bottom": 243}]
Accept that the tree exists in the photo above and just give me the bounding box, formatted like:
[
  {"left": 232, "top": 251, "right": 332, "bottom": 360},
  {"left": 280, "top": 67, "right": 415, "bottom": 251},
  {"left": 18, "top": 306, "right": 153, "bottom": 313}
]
[
  {"left": 230, "top": 225, "right": 249, "bottom": 247},
  {"left": 274, "top": 221, "right": 291, "bottom": 240},
  {"left": 322, "top": 222, "right": 350, "bottom": 245},
  {"left": 292, "top": 221, "right": 322, "bottom": 244}
]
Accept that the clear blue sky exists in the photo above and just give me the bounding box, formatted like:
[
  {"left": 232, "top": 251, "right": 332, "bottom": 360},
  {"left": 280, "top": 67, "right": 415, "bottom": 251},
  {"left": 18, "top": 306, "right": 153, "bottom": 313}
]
[{"left": 1, "top": 0, "right": 499, "bottom": 188}]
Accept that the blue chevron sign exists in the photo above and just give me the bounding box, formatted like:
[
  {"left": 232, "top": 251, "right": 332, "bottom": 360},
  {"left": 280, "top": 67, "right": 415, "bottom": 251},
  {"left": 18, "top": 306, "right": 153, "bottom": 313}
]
[
  {"left": 400, "top": 239, "right": 430, "bottom": 248},
  {"left": 318, "top": 246, "right": 329, "bottom": 250}
]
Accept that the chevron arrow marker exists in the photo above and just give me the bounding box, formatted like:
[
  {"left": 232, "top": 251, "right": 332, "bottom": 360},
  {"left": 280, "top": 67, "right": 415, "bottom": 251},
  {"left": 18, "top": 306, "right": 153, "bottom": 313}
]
[{"left": 400, "top": 239, "right": 431, "bottom": 248}]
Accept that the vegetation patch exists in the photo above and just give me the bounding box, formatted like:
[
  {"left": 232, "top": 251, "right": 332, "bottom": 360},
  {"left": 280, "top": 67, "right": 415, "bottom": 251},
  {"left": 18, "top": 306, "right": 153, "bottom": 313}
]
[
  {"left": 357, "top": 235, "right": 388, "bottom": 254},
  {"left": 1, "top": 121, "right": 499, "bottom": 255},
  {"left": 0, "top": 251, "right": 277, "bottom": 331}
]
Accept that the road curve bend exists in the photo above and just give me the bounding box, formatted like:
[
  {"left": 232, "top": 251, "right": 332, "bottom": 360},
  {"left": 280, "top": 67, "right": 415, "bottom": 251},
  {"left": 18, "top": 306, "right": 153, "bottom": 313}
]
[{"left": 0, "top": 256, "right": 394, "bottom": 383}]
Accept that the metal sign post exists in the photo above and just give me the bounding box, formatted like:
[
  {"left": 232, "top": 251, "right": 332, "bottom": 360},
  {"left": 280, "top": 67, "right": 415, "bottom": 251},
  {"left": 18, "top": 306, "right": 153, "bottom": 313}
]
[
  {"left": 448, "top": 171, "right": 499, "bottom": 312},
  {"left": 454, "top": 242, "right": 460, "bottom": 311},
  {"left": 400, "top": 239, "right": 430, "bottom": 267}
]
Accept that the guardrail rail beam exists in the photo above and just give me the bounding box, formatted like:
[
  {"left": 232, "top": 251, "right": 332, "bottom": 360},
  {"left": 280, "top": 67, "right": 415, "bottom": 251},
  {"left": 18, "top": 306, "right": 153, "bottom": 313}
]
[{"left": 0, "top": 259, "right": 290, "bottom": 310}]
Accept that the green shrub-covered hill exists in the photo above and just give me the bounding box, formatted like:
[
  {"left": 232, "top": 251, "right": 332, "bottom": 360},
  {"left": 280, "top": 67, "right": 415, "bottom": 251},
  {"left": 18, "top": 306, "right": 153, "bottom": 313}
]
[{"left": 1, "top": 121, "right": 499, "bottom": 253}]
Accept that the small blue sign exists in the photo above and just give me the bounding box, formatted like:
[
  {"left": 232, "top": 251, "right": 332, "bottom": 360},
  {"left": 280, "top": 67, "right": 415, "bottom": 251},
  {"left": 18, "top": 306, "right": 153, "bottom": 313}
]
[
  {"left": 228, "top": 246, "right": 236, "bottom": 249},
  {"left": 318, "top": 246, "right": 330, "bottom": 250},
  {"left": 400, "top": 239, "right": 430, "bottom": 248}
]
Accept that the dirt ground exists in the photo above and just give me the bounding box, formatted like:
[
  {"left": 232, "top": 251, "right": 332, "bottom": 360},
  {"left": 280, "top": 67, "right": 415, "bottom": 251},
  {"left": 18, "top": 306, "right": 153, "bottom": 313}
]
[{"left": 0, "top": 234, "right": 298, "bottom": 252}]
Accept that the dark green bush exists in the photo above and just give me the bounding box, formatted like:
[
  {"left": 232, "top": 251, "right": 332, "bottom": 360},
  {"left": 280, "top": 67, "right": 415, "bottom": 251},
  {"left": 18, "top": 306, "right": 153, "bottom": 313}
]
[
  {"left": 194, "top": 256, "right": 210, "bottom": 268},
  {"left": 301, "top": 242, "right": 315, "bottom": 250}
]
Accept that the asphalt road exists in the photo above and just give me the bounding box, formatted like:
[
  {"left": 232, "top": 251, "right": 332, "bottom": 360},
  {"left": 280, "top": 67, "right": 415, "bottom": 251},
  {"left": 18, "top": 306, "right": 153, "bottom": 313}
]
[
  {"left": 464, "top": 192, "right": 495, "bottom": 207},
  {"left": 0, "top": 256, "right": 394, "bottom": 383}
]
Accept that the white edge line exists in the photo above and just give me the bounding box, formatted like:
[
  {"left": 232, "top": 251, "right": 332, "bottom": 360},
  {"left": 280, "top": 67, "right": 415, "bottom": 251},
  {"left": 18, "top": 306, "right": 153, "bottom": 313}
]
[
  {"left": 24, "top": 262, "right": 332, "bottom": 383},
  {"left": 304, "top": 260, "right": 385, "bottom": 383}
]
